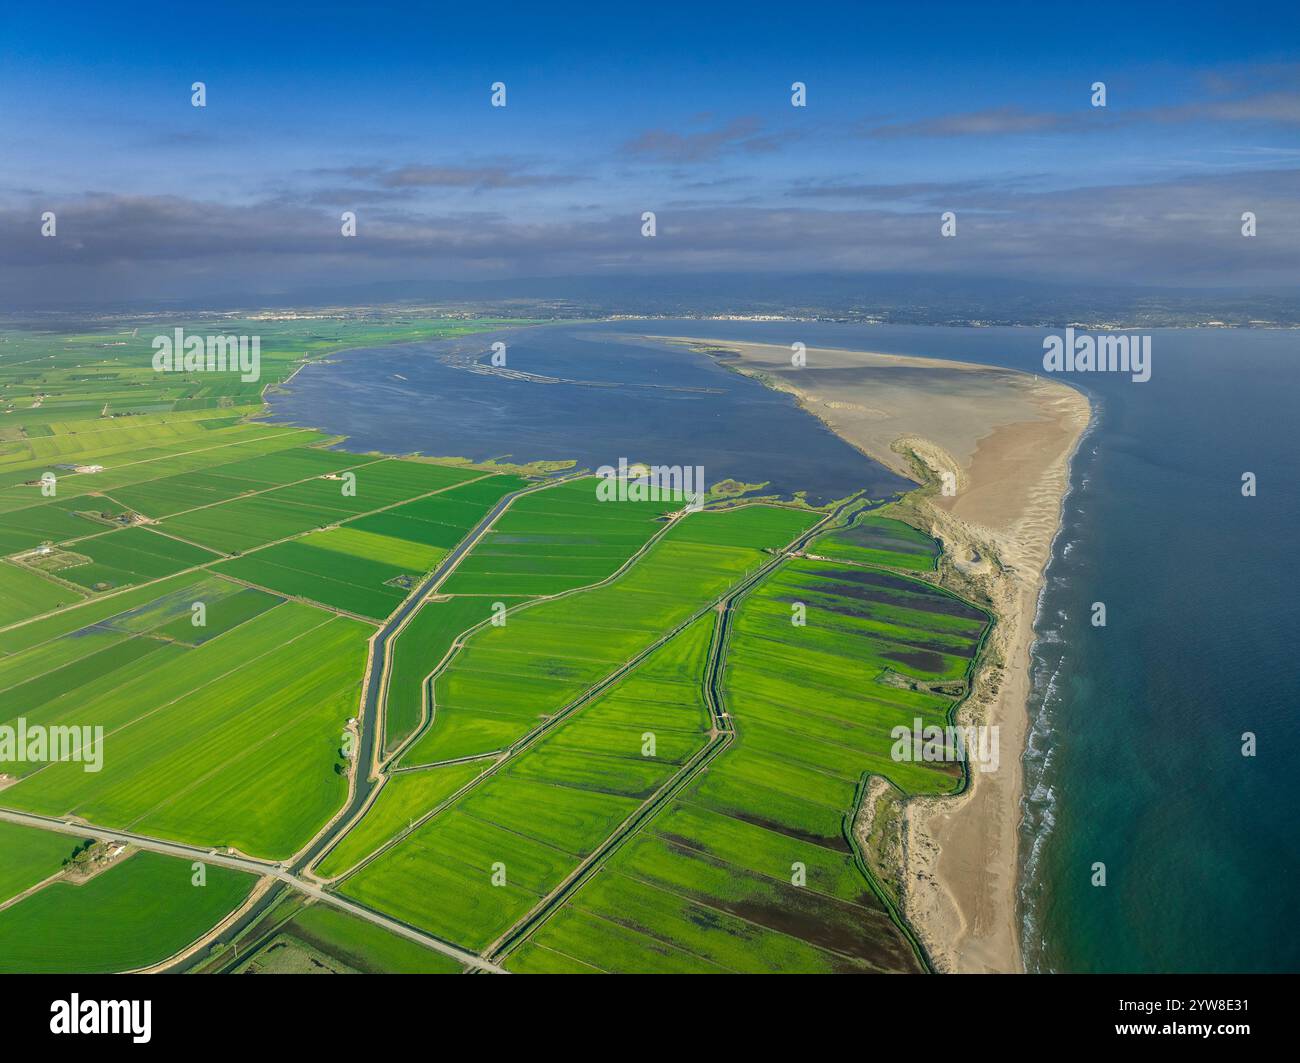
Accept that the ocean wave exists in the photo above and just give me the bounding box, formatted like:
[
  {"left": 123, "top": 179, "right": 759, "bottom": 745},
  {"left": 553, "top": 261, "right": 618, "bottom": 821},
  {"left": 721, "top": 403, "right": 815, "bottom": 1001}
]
[{"left": 1019, "top": 396, "right": 1101, "bottom": 972}]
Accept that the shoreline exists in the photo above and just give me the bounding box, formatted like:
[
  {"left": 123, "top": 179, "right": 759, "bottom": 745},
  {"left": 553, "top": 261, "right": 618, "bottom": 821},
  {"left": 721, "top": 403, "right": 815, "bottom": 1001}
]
[
  {"left": 1015, "top": 404, "right": 1098, "bottom": 973},
  {"left": 663, "top": 336, "right": 1091, "bottom": 974}
]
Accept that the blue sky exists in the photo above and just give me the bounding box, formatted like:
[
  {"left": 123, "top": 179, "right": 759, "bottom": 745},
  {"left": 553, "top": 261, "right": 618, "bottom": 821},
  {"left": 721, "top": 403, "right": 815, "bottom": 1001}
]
[{"left": 1, "top": 1, "right": 1297, "bottom": 304}]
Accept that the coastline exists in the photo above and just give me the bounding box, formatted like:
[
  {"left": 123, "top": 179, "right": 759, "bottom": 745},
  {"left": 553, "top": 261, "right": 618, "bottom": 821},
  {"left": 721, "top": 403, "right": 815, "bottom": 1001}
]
[{"left": 664, "top": 337, "right": 1091, "bottom": 973}]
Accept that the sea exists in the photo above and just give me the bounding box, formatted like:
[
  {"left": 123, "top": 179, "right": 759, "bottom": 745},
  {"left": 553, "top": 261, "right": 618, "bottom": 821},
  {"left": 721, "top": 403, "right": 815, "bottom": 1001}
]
[{"left": 267, "top": 320, "right": 1300, "bottom": 972}]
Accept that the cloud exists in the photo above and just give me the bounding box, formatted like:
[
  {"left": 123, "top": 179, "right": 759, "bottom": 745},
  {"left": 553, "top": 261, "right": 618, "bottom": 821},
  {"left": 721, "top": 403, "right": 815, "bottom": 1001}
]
[
  {"left": 863, "top": 72, "right": 1300, "bottom": 139},
  {"left": 1, "top": 167, "right": 1296, "bottom": 305},
  {"left": 866, "top": 107, "right": 1091, "bottom": 139},
  {"left": 1161, "top": 91, "right": 1300, "bottom": 125},
  {"left": 309, "top": 162, "right": 583, "bottom": 193},
  {"left": 621, "top": 117, "right": 798, "bottom": 162},
  {"left": 366, "top": 165, "right": 582, "bottom": 190},
  {"left": 785, "top": 178, "right": 1033, "bottom": 204}
]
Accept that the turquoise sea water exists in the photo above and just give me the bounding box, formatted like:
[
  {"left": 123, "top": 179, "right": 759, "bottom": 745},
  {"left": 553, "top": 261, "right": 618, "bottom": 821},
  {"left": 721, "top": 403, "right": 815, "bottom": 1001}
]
[{"left": 271, "top": 320, "right": 1300, "bottom": 972}]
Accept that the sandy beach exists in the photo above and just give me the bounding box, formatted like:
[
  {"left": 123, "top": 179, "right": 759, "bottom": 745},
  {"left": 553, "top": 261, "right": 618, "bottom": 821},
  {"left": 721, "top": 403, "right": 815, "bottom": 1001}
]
[{"left": 667, "top": 337, "right": 1091, "bottom": 974}]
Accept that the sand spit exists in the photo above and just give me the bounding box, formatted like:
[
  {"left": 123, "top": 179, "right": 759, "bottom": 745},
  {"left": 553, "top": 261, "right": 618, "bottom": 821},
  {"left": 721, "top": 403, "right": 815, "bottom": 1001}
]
[{"left": 665, "top": 337, "right": 1090, "bottom": 974}]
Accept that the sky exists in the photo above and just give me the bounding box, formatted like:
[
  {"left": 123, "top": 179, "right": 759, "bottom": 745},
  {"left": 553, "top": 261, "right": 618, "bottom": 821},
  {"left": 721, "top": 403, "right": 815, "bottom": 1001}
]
[{"left": 1, "top": 0, "right": 1298, "bottom": 306}]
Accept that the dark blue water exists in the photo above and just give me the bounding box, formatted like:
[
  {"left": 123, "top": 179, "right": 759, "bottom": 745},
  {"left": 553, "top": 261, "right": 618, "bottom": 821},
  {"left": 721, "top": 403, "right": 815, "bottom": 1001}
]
[
  {"left": 271, "top": 320, "right": 1300, "bottom": 972},
  {"left": 266, "top": 326, "right": 910, "bottom": 505}
]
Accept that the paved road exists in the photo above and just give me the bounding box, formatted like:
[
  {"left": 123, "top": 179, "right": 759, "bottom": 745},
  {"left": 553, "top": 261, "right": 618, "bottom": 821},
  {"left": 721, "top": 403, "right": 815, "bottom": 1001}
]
[
  {"left": 0, "top": 806, "right": 503, "bottom": 973},
  {"left": 0, "top": 482, "right": 542, "bottom": 976},
  {"left": 0, "top": 488, "right": 861, "bottom": 975},
  {"left": 0, "top": 807, "right": 280, "bottom": 876}
]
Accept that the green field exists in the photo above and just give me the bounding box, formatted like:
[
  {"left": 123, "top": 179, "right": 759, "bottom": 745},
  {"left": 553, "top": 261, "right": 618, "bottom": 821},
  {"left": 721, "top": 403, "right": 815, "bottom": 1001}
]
[
  {"left": 0, "top": 317, "right": 540, "bottom": 971},
  {"left": 378, "top": 477, "right": 677, "bottom": 751},
  {"left": 500, "top": 518, "right": 991, "bottom": 973},
  {"left": 811, "top": 509, "right": 941, "bottom": 570},
  {"left": 40, "top": 525, "right": 221, "bottom": 591},
  {"left": 216, "top": 539, "right": 415, "bottom": 620},
  {"left": 107, "top": 446, "right": 367, "bottom": 518},
  {"left": 213, "top": 473, "right": 522, "bottom": 620},
  {"left": 0, "top": 432, "right": 344, "bottom": 553},
  {"left": 382, "top": 596, "right": 504, "bottom": 752},
  {"left": 400, "top": 504, "right": 817, "bottom": 766},
  {"left": 315, "top": 760, "right": 490, "bottom": 879},
  {"left": 0, "top": 318, "right": 996, "bottom": 975},
  {"left": 438, "top": 477, "right": 677, "bottom": 596},
  {"left": 0, "top": 850, "right": 255, "bottom": 973},
  {"left": 0, "top": 583, "right": 370, "bottom": 858},
  {"left": 234, "top": 903, "right": 464, "bottom": 974},
  {"left": 0, "top": 560, "right": 81, "bottom": 626},
  {"left": 347, "top": 473, "right": 529, "bottom": 552},
  {"left": 0, "top": 821, "right": 89, "bottom": 904},
  {"left": 159, "top": 457, "right": 481, "bottom": 554},
  {"left": 342, "top": 612, "right": 719, "bottom": 951}
]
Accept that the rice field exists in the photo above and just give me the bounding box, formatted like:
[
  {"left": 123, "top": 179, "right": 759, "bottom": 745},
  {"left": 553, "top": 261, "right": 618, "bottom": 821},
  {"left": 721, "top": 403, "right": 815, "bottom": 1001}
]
[
  {"left": 499, "top": 520, "right": 991, "bottom": 973},
  {"left": 216, "top": 539, "right": 418, "bottom": 620},
  {"left": 811, "top": 509, "right": 941, "bottom": 571},
  {"left": 213, "top": 473, "right": 522, "bottom": 620},
  {"left": 157, "top": 457, "right": 482, "bottom": 554},
  {"left": 347, "top": 473, "right": 530, "bottom": 552},
  {"left": 237, "top": 903, "right": 465, "bottom": 974},
  {"left": 106, "top": 446, "right": 368, "bottom": 519},
  {"left": 36, "top": 525, "right": 220, "bottom": 592},
  {"left": 0, "top": 578, "right": 370, "bottom": 858},
  {"left": 378, "top": 478, "right": 679, "bottom": 750},
  {"left": 382, "top": 596, "right": 504, "bottom": 751},
  {"left": 399, "top": 503, "right": 817, "bottom": 766},
  {"left": 0, "top": 850, "right": 256, "bottom": 973},
  {"left": 0, "top": 570, "right": 205, "bottom": 653},
  {"left": 0, "top": 560, "right": 81, "bottom": 626},
  {"left": 0, "top": 428, "right": 337, "bottom": 536},
  {"left": 315, "top": 760, "right": 490, "bottom": 879},
  {"left": 0, "top": 318, "right": 543, "bottom": 970},
  {"left": 0, "top": 820, "right": 89, "bottom": 904},
  {"left": 1, "top": 320, "right": 996, "bottom": 975},
  {"left": 340, "top": 612, "right": 719, "bottom": 951},
  {"left": 0, "top": 497, "right": 116, "bottom": 554},
  {"left": 438, "top": 477, "right": 677, "bottom": 596}
]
